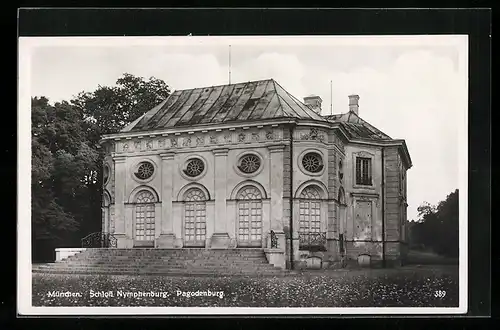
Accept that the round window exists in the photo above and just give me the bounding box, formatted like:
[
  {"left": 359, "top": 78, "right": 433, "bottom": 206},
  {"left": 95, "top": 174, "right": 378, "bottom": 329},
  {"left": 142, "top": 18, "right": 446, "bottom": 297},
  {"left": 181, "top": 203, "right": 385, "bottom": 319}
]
[
  {"left": 183, "top": 158, "right": 205, "bottom": 177},
  {"left": 302, "top": 152, "right": 324, "bottom": 173},
  {"left": 238, "top": 154, "right": 261, "bottom": 174},
  {"left": 134, "top": 161, "right": 155, "bottom": 180}
]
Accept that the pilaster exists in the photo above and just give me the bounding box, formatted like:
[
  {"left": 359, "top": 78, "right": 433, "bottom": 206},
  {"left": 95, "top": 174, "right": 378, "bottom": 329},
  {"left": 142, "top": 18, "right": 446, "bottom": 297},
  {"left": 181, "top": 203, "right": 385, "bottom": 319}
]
[
  {"left": 211, "top": 148, "right": 230, "bottom": 248},
  {"left": 157, "top": 152, "right": 176, "bottom": 247},
  {"left": 113, "top": 155, "right": 129, "bottom": 248},
  {"left": 268, "top": 144, "right": 285, "bottom": 231}
]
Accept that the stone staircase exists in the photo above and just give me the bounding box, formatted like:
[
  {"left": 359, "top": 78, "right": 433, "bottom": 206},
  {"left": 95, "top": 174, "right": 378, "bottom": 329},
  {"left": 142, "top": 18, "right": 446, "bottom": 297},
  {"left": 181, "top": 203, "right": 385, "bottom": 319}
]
[{"left": 32, "top": 248, "right": 289, "bottom": 277}]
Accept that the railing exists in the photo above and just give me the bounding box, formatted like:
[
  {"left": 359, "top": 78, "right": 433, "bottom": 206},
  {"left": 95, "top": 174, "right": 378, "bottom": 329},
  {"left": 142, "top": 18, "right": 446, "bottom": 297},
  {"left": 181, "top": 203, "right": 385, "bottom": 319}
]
[
  {"left": 299, "top": 232, "right": 327, "bottom": 251},
  {"left": 270, "top": 230, "right": 278, "bottom": 248},
  {"left": 81, "top": 232, "right": 117, "bottom": 248}
]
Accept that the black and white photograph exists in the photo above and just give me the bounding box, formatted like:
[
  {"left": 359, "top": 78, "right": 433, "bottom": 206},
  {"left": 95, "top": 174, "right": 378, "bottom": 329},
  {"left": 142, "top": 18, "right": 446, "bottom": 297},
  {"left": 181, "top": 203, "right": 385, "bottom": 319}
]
[{"left": 19, "top": 34, "right": 468, "bottom": 315}]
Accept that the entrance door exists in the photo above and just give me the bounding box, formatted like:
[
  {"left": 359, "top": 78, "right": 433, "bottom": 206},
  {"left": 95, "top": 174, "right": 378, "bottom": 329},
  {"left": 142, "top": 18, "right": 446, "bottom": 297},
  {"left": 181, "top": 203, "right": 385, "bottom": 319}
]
[
  {"left": 237, "top": 186, "right": 263, "bottom": 247},
  {"left": 183, "top": 188, "right": 207, "bottom": 247}
]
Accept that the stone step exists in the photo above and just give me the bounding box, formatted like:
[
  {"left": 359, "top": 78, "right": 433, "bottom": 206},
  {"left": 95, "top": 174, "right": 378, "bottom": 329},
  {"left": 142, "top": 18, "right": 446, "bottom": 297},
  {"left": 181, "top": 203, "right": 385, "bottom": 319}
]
[
  {"left": 40, "top": 248, "right": 286, "bottom": 276},
  {"left": 55, "top": 263, "right": 270, "bottom": 267},
  {"left": 32, "top": 269, "right": 287, "bottom": 277},
  {"left": 69, "top": 256, "right": 267, "bottom": 260},
  {"left": 82, "top": 249, "right": 265, "bottom": 253},
  {"left": 34, "top": 264, "right": 283, "bottom": 270},
  {"left": 32, "top": 265, "right": 284, "bottom": 272}
]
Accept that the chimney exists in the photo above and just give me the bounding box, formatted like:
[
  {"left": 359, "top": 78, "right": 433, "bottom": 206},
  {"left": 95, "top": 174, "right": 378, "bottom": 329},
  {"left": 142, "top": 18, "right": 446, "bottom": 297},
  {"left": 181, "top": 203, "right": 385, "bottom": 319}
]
[
  {"left": 303, "top": 95, "right": 323, "bottom": 114},
  {"left": 348, "top": 94, "right": 360, "bottom": 115}
]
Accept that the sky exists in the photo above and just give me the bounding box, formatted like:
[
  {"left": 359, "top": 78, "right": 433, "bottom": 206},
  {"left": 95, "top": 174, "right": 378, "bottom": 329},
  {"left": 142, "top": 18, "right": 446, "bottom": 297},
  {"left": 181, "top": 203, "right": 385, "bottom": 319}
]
[{"left": 23, "top": 36, "right": 468, "bottom": 221}]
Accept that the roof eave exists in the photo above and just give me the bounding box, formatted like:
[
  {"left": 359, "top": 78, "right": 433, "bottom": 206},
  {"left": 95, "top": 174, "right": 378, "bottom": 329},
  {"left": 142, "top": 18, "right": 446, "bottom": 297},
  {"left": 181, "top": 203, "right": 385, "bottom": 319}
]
[{"left": 99, "top": 117, "right": 301, "bottom": 141}]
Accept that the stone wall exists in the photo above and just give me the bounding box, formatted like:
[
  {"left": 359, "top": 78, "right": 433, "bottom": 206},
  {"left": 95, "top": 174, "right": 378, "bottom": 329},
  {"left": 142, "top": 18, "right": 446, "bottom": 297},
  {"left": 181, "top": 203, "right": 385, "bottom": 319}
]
[{"left": 103, "top": 121, "right": 407, "bottom": 267}]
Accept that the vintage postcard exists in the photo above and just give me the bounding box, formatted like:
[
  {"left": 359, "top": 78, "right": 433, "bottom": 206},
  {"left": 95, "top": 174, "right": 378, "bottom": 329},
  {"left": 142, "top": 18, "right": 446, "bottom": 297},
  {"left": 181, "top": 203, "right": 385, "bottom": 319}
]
[{"left": 18, "top": 35, "right": 468, "bottom": 315}]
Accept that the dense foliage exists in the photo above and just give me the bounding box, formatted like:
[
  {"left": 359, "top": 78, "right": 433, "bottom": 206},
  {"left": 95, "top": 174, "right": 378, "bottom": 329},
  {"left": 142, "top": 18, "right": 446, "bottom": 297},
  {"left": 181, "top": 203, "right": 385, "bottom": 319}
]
[
  {"left": 408, "top": 189, "right": 459, "bottom": 257},
  {"left": 31, "top": 74, "right": 170, "bottom": 261}
]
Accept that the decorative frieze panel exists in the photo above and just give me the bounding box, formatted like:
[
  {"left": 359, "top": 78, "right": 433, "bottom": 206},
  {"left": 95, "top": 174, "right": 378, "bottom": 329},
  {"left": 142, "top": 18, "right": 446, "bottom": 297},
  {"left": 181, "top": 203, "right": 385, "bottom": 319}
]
[
  {"left": 111, "top": 126, "right": 284, "bottom": 154},
  {"left": 209, "top": 135, "right": 218, "bottom": 144},
  {"left": 182, "top": 136, "right": 191, "bottom": 147},
  {"left": 298, "top": 127, "right": 326, "bottom": 143},
  {"left": 196, "top": 136, "right": 205, "bottom": 146}
]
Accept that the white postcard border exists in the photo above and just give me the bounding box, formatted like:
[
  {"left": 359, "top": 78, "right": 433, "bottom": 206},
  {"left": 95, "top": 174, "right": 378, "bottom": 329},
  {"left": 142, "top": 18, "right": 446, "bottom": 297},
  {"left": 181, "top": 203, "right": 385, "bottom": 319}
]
[{"left": 18, "top": 35, "right": 469, "bottom": 315}]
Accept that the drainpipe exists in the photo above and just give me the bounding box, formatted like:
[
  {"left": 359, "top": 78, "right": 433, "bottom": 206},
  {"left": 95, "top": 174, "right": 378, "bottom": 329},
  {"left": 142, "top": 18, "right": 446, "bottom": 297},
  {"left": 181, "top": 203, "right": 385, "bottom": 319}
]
[
  {"left": 381, "top": 147, "right": 386, "bottom": 268},
  {"left": 289, "top": 123, "right": 295, "bottom": 270}
]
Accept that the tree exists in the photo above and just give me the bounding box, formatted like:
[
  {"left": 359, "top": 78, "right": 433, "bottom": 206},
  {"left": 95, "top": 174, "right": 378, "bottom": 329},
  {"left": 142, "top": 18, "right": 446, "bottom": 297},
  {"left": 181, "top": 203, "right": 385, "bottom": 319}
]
[
  {"left": 409, "top": 189, "right": 459, "bottom": 257},
  {"left": 31, "top": 74, "right": 171, "bottom": 262},
  {"left": 31, "top": 97, "right": 85, "bottom": 260},
  {"left": 72, "top": 73, "right": 171, "bottom": 140}
]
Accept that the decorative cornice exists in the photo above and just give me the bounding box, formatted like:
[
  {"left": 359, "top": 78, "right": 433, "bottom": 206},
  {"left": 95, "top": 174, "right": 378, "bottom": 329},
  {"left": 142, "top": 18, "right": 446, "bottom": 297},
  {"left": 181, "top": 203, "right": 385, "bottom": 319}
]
[
  {"left": 99, "top": 117, "right": 411, "bottom": 169},
  {"left": 99, "top": 119, "right": 295, "bottom": 142}
]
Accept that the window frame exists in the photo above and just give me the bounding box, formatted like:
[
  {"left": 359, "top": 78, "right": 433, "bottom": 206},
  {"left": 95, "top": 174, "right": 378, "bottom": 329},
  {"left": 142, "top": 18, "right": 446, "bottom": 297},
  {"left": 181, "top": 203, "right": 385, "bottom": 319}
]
[
  {"left": 130, "top": 158, "right": 158, "bottom": 184},
  {"left": 356, "top": 157, "right": 372, "bottom": 186},
  {"left": 298, "top": 186, "right": 326, "bottom": 251},
  {"left": 236, "top": 186, "right": 263, "bottom": 247},
  {"left": 133, "top": 190, "right": 157, "bottom": 242},
  {"left": 183, "top": 188, "right": 207, "bottom": 247},
  {"left": 298, "top": 149, "right": 326, "bottom": 177},
  {"left": 179, "top": 154, "right": 208, "bottom": 181},
  {"left": 234, "top": 151, "right": 265, "bottom": 178},
  {"left": 352, "top": 151, "right": 375, "bottom": 189}
]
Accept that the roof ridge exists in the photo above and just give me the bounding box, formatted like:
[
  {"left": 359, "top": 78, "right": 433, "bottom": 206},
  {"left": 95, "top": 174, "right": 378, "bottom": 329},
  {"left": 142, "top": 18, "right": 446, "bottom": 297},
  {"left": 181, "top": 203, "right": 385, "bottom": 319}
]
[
  {"left": 273, "top": 79, "right": 328, "bottom": 121},
  {"left": 170, "top": 78, "right": 274, "bottom": 94},
  {"left": 271, "top": 79, "right": 290, "bottom": 118}
]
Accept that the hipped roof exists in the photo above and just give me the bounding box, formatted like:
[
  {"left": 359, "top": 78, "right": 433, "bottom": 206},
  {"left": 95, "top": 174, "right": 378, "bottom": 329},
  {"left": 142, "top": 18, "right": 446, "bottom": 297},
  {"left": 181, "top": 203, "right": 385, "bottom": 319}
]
[{"left": 122, "top": 78, "right": 325, "bottom": 132}]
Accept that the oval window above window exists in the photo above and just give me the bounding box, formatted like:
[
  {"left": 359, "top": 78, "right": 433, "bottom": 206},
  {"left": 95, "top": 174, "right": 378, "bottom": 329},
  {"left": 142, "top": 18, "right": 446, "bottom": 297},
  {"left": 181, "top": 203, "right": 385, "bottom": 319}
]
[
  {"left": 302, "top": 152, "right": 324, "bottom": 173},
  {"left": 134, "top": 161, "right": 155, "bottom": 180},
  {"left": 238, "top": 154, "right": 261, "bottom": 174},
  {"left": 183, "top": 158, "right": 205, "bottom": 178}
]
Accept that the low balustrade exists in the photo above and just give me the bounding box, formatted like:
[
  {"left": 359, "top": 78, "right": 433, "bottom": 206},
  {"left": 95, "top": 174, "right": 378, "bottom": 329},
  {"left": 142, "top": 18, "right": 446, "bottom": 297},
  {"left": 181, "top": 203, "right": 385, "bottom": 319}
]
[
  {"left": 81, "top": 232, "right": 117, "bottom": 248},
  {"left": 299, "top": 232, "right": 327, "bottom": 251},
  {"left": 270, "top": 230, "right": 278, "bottom": 248}
]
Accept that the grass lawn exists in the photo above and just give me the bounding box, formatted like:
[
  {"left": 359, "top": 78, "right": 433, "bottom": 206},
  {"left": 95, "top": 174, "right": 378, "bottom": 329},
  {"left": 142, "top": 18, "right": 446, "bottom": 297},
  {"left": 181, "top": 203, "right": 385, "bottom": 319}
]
[
  {"left": 406, "top": 249, "right": 459, "bottom": 265},
  {"left": 32, "top": 265, "right": 459, "bottom": 307}
]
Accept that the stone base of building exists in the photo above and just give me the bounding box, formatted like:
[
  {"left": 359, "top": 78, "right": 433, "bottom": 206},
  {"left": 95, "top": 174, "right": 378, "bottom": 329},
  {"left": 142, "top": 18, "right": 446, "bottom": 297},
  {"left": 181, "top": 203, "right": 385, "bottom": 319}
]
[
  {"left": 156, "top": 233, "right": 177, "bottom": 248},
  {"left": 115, "top": 234, "right": 132, "bottom": 248},
  {"left": 210, "top": 233, "right": 231, "bottom": 249}
]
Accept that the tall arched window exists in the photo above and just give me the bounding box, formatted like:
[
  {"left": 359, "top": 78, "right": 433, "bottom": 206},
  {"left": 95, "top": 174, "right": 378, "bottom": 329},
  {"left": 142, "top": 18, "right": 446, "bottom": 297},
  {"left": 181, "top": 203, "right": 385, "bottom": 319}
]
[
  {"left": 299, "top": 186, "right": 324, "bottom": 250},
  {"left": 184, "top": 188, "right": 207, "bottom": 247},
  {"left": 134, "top": 190, "right": 156, "bottom": 242},
  {"left": 237, "top": 186, "right": 263, "bottom": 247}
]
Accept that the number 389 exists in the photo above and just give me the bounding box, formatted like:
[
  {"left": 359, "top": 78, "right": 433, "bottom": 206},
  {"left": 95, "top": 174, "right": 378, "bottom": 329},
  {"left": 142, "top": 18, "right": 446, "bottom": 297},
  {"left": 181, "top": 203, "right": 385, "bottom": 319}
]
[{"left": 434, "top": 290, "right": 446, "bottom": 298}]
